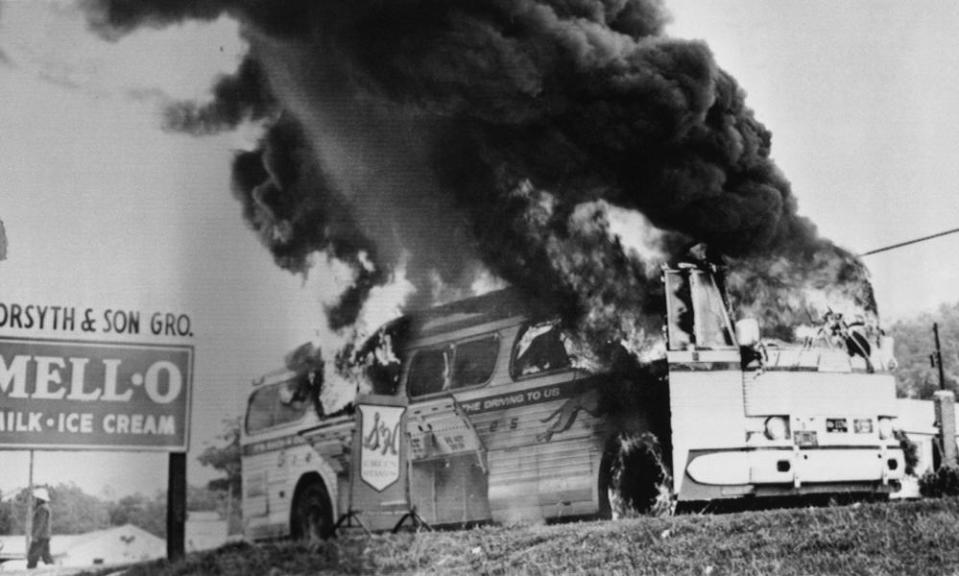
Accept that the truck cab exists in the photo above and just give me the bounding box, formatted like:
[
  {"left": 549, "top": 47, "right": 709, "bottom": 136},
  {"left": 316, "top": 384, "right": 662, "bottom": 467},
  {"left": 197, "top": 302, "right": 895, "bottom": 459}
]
[{"left": 662, "top": 263, "right": 904, "bottom": 501}]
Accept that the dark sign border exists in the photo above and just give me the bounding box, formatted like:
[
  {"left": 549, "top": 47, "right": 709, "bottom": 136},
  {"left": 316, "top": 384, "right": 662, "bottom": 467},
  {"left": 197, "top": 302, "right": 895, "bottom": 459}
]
[{"left": 0, "top": 335, "right": 194, "bottom": 452}]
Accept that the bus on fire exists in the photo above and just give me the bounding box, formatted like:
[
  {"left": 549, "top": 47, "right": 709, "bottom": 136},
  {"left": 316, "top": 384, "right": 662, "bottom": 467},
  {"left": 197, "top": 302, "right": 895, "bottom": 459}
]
[{"left": 240, "top": 258, "right": 905, "bottom": 540}]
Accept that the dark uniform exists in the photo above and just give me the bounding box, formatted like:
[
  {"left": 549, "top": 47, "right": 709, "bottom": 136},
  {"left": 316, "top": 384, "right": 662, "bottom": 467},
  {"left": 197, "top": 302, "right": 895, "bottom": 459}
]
[{"left": 27, "top": 498, "right": 53, "bottom": 569}]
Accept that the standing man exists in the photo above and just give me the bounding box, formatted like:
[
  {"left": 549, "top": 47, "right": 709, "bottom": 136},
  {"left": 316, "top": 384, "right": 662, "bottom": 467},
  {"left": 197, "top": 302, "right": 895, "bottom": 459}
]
[{"left": 27, "top": 487, "right": 53, "bottom": 569}]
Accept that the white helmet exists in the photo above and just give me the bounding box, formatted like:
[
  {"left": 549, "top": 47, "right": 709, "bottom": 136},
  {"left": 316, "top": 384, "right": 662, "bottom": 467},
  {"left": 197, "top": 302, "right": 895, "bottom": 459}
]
[{"left": 33, "top": 488, "right": 49, "bottom": 502}]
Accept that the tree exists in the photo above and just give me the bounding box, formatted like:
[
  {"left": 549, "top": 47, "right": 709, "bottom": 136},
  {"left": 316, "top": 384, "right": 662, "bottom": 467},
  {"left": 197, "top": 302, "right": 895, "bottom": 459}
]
[
  {"left": 107, "top": 487, "right": 221, "bottom": 539},
  {"left": 0, "top": 484, "right": 111, "bottom": 536},
  {"left": 47, "top": 483, "right": 111, "bottom": 534},
  {"left": 0, "top": 491, "right": 14, "bottom": 534},
  {"left": 888, "top": 302, "right": 959, "bottom": 398},
  {"left": 107, "top": 492, "right": 166, "bottom": 537},
  {"left": 197, "top": 417, "right": 241, "bottom": 496},
  {"left": 0, "top": 490, "right": 29, "bottom": 535},
  {"left": 196, "top": 417, "right": 242, "bottom": 534},
  {"left": 108, "top": 493, "right": 149, "bottom": 526}
]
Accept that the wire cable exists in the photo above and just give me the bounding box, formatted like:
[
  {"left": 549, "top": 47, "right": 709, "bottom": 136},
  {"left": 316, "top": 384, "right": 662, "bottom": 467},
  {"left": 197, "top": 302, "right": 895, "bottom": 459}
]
[{"left": 859, "top": 227, "right": 959, "bottom": 257}]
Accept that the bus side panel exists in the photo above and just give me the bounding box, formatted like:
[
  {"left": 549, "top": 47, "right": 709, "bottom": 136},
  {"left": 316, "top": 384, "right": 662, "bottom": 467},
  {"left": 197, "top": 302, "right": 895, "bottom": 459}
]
[
  {"left": 242, "top": 453, "right": 279, "bottom": 540},
  {"left": 486, "top": 437, "right": 603, "bottom": 523},
  {"left": 462, "top": 374, "right": 608, "bottom": 523},
  {"left": 243, "top": 429, "right": 341, "bottom": 540},
  {"left": 406, "top": 369, "right": 610, "bottom": 525},
  {"left": 410, "top": 456, "right": 490, "bottom": 525},
  {"left": 668, "top": 367, "right": 748, "bottom": 498}
]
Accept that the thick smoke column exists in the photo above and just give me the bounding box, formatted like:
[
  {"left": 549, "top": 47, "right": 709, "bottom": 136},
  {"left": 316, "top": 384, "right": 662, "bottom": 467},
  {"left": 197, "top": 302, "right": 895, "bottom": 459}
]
[{"left": 82, "top": 0, "right": 877, "bottom": 361}]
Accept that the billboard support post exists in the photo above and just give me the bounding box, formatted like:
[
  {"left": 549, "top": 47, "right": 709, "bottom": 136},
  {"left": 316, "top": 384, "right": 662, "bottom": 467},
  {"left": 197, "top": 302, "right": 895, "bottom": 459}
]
[
  {"left": 166, "top": 452, "right": 187, "bottom": 562},
  {"left": 25, "top": 450, "right": 34, "bottom": 554}
]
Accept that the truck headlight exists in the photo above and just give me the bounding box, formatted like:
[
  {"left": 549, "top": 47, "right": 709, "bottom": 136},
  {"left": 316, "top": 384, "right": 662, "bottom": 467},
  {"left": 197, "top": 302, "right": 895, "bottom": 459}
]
[
  {"left": 878, "top": 417, "right": 895, "bottom": 440},
  {"left": 764, "top": 416, "right": 789, "bottom": 440}
]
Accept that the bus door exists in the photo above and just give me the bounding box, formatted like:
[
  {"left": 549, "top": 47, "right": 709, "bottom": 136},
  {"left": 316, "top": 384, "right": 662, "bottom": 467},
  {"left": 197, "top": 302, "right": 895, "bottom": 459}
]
[
  {"left": 405, "top": 340, "right": 491, "bottom": 525},
  {"left": 408, "top": 396, "right": 488, "bottom": 524},
  {"left": 663, "top": 266, "right": 749, "bottom": 498}
]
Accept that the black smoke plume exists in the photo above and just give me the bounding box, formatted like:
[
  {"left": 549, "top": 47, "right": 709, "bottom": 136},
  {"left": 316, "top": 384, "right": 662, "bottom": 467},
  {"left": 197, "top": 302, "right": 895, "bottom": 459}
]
[
  {"left": 82, "top": 0, "right": 878, "bottom": 362},
  {"left": 164, "top": 56, "right": 275, "bottom": 135}
]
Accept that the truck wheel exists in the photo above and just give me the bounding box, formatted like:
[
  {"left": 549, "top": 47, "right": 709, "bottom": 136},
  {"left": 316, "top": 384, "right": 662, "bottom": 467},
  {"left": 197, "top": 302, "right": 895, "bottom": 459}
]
[
  {"left": 292, "top": 479, "right": 334, "bottom": 541},
  {"left": 601, "top": 432, "right": 672, "bottom": 518}
]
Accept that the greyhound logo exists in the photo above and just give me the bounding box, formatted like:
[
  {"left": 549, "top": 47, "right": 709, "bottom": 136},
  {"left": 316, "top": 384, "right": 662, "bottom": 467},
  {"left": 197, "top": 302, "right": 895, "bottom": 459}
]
[{"left": 537, "top": 388, "right": 600, "bottom": 443}]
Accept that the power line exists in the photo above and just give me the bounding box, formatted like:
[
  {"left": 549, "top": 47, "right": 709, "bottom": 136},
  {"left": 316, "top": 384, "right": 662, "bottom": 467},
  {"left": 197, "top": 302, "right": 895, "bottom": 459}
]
[{"left": 859, "top": 226, "right": 959, "bottom": 257}]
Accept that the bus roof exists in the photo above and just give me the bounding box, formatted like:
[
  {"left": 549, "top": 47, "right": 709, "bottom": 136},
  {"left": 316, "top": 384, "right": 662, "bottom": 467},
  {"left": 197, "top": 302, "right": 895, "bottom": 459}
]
[
  {"left": 390, "top": 288, "right": 555, "bottom": 341},
  {"left": 251, "top": 366, "right": 300, "bottom": 388}
]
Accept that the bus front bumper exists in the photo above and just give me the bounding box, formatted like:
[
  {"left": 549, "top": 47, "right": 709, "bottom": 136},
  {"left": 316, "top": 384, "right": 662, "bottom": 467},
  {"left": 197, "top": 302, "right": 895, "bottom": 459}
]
[{"left": 678, "top": 445, "right": 905, "bottom": 501}]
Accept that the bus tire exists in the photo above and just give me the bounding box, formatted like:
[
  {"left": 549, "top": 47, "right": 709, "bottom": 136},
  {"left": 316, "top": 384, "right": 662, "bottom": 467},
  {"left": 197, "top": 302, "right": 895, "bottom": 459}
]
[
  {"left": 291, "top": 476, "right": 334, "bottom": 541},
  {"left": 600, "top": 432, "right": 672, "bottom": 518}
]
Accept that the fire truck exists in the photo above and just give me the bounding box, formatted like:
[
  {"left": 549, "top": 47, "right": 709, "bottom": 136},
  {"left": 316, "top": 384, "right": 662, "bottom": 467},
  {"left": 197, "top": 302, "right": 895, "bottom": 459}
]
[{"left": 241, "top": 259, "right": 904, "bottom": 540}]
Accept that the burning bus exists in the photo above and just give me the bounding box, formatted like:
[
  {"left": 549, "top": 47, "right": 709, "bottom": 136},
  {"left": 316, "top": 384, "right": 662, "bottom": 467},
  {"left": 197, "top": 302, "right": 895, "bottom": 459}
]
[
  {"left": 79, "top": 0, "right": 906, "bottom": 539},
  {"left": 241, "top": 255, "right": 904, "bottom": 540}
]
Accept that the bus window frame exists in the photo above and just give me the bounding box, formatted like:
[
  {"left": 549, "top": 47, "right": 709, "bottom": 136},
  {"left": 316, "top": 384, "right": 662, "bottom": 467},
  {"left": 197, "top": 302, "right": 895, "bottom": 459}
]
[
  {"left": 509, "top": 319, "right": 574, "bottom": 381},
  {"left": 665, "top": 268, "right": 736, "bottom": 352},
  {"left": 406, "top": 332, "right": 500, "bottom": 401},
  {"left": 688, "top": 270, "right": 737, "bottom": 350},
  {"left": 664, "top": 270, "right": 693, "bottom": 351},
  {"left": 244, "top": 378, "right": 312, "bottom": 436},
  {"left": 450, "top": 333, "right": 500, "bottom": 391}
]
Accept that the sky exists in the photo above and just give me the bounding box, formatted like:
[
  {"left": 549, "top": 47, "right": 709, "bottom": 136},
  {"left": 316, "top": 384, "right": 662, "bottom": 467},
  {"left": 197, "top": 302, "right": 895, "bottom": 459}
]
[
  {"left": 667, "top": 0, "right": 959, "bottom": 319},
  {"left": 1, "top": 1, "right": 959, "bottom": 499}
]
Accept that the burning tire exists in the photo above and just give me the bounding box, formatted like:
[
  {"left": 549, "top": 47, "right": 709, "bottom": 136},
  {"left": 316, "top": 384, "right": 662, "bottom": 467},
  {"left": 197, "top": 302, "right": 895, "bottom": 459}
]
[
  {"left": 291, "top": 477, "right": 334, "bottom": 541},
  {"left": 601, "top": 432, "right": 673, "bottom": 518}
]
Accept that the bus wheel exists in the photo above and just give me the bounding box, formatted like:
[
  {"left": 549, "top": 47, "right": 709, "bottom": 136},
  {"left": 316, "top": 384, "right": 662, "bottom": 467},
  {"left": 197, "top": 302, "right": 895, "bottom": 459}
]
[
  {"left": 292, "top": 478, "right": 334, "bottom": 542},
  {"left": 602, "top": 432, "right": 673, "bottom": 518}
]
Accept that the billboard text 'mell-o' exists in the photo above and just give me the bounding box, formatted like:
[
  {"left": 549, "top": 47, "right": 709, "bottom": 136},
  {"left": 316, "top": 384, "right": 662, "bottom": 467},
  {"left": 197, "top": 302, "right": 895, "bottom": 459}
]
[{"left": 0, "top": 337, "right": 192, "bottom": 451}]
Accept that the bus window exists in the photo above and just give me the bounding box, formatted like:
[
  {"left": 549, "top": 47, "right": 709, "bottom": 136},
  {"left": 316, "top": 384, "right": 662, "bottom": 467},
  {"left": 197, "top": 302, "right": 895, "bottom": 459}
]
[
  {"left": 246, "top": 385, "right": 276, "bottom": 434},
  {"left": 277, "top": 378, "right": 309, "bottom": 422},
  {"left": 408, "top": 347, "right": 451, "bottom": 397},
  {"left": 689, "top": 270, "right": 734, "bottom": 349},
  {"left": 665, "top": 270, "right": 693, "bottom": 351},
  {"left": 245, "top": 378, "right": 310, "bottom": 434},
  {"left": 512, "top": 321, "right": 571, "bottom": 377},
  {"left": 452, "top": 335, "right": 498, "bottom": 389}
]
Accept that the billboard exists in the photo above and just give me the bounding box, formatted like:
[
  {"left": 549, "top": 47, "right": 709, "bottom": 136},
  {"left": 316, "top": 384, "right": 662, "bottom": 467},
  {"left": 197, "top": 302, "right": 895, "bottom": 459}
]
[{"left": 0, "top": 336, "right": 192, "bottom": 451}]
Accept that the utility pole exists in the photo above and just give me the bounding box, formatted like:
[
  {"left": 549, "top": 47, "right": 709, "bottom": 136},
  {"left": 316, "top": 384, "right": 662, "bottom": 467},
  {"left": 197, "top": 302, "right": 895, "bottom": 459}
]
[
  {"left": 24, "top": 451, "right": 33, "bottom": 553},
  {"left": 932, "top": 323, "right": 957, "bottom": 467},
  {"left": 934, "top": 323, "right": 947, "bottom": 390}
]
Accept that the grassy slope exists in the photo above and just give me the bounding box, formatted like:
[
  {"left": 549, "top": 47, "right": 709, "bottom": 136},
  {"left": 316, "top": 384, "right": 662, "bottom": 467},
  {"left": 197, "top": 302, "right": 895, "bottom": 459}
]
[{"left": 86, "top": 498, "right": 959, "bottom": 576}]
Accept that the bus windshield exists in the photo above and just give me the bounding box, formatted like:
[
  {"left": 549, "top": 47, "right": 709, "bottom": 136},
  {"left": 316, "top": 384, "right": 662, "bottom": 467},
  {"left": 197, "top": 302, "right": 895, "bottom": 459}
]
[{"left": 245, "top": 376, "right": 311, "bottom": 435}]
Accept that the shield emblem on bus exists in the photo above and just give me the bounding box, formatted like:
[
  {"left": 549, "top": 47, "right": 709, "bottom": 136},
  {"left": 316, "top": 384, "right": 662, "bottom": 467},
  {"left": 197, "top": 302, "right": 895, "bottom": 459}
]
[{"left": 358, "top": 404, "right": 405, "bottom": 492}]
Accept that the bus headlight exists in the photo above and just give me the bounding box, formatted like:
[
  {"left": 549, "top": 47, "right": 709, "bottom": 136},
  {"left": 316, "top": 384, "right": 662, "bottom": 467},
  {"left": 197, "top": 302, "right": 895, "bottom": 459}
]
[
  {"left": 764, "top": 416, "right": 789, "bottom": 440},
  {"left": 878, "top": 417, "right": 895, "bottom": 440}
]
